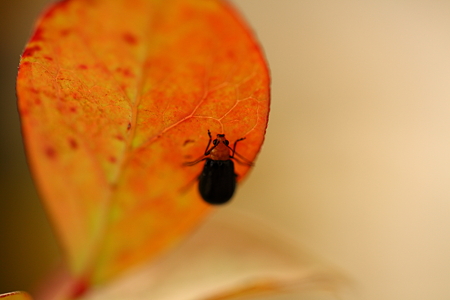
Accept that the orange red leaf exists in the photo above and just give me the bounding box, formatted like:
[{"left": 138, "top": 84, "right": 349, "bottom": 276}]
[{"left": 17, "top": 0, "right": 269, "bottom": 287}]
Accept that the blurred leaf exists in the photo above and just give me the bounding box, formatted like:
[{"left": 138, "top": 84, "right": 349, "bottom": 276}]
[
  {"left": 80, "top": 210, "right": 346, "bottom": 300},
  {"left": 16, "top": 0, "right": 269, "bottom": 289},
  {"left": 0, "top": 292, "right": 32, "bottom": 300}
]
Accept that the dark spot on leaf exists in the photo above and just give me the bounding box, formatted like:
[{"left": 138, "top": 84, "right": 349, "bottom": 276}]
[
  {"left": 22, "top": 45, "right": 42, "bottom": 58},
  {"left": 124, "top": 69, "right": 133, "bottom": 77},
  {"left": 31, "top": 28, "right": 44, "bottom": 42},
  {"left": 116, "top": 135, "right": 124, "bottom": 141},
  {"left": 78, "top": 64, "right": 88, "bottom": 70},
  {"left": 72, "top": 93, "right": 81, "bottom": 100},
  {"left": 29, "top": 87, "right": 39, "bottom": 94},
  {"left": 127, "top": 123, "right": 131, "bottom": 130},
  {"left": 44, "top": 56, "right": 53, "bottom": 61},
  {"left": 20, "top": 108, "right": 29, "bottom": 116},
  {"left": 226, "top": 50, "right": 237, "bottom": 59},
  {"left": 60, "top": 29, "right": 71, "bottom": 36},
  {"left": 69, "top": 138, "right": 78, "bottom": 149},
  {"left": 123, "top": 32, "right": 138, "bottom": 45},
  {"left": 116, "top": 67, "right": 134, "bottom": 78},
  {"left": 45, "top": 147, "right": 57, "bottom": 159},
  {"left": 183, "top": 139, "right": 194, "bottom": 146},
  {"left": 69, "top": 107, "right": 77, "bottom": 113},
  {"left": 109, "top": 156, "right": 117, "bottom": 163}
]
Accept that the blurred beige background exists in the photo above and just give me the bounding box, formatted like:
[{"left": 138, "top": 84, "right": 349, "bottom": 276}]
[{"left": 2, "top": 1, "right": 450, "bottom": 300}]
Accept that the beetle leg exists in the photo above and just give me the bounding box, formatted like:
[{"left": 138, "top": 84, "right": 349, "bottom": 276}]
[
  {"left": 185, "top": 130, "right": 218, "bottom": 165},
  {"left": 184, "top": 156, "right": 207, "bottom": 166},
  {"left": 231, "top": 155, "right": 254, "bottom": 166},
  {"left": 230, "top": 137, "right": 246, "bottom": 157}
]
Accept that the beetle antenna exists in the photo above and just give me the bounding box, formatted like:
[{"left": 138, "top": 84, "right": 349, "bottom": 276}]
[{"left": 203, "top": 130, "right": 213, "bottom": 155}]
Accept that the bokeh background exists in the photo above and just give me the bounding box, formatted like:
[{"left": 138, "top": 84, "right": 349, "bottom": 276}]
[{"left": 2, "top": 1, "right": 450, "bottom": 300}]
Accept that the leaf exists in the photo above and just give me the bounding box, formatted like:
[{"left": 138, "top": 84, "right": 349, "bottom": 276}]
[
  {"left": 0, "top": 292, "right": 33, "bottom": 300},
  {"left": 80, "top": 210, "right": 347, "bottom": 300},
  {"left": 16, "top": 0, "right": 269, "bottom": 289}
]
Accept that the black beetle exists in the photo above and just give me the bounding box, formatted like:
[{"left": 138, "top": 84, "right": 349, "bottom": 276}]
[{"left": 185, "top": 130, "right": 253, "bottom": 205}]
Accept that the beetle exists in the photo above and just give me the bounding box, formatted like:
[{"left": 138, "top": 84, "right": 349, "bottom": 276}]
[{"left": 185, "top": 130, "right": 253, "bottom": 205}]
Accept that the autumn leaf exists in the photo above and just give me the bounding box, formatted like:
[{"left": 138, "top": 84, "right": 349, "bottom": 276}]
[{"left": 16, "top": 0, "right": 269, "bottom": 291}]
